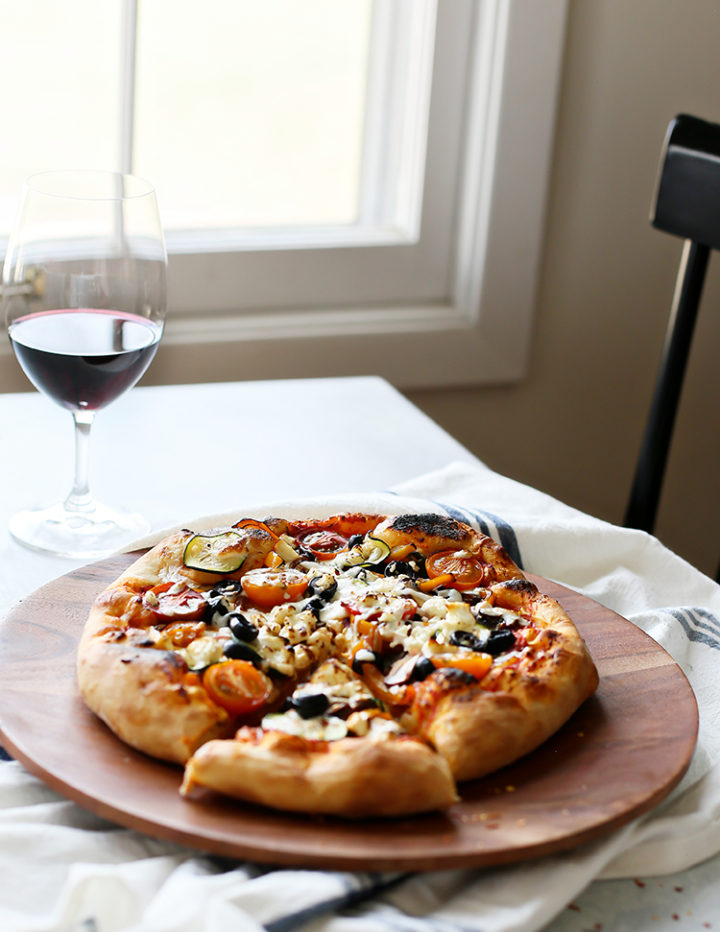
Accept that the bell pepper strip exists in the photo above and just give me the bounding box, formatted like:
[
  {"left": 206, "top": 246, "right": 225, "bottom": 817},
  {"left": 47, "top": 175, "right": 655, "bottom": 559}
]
[
  {"left": 351, "top": 619, "right": 385, "bottom": 655},
  {"left": 232, "top": 519, "right": 279, "bottom": 539},
  {"left": 359, "top": 662, "right": 412, "bottom": 710},
  {"left": 388, "top": 543, "right": 415, "bottom": 561},
  {"left": 431, "top": 651, "right": 492, "bottom": 681},
  {"left": 417, "top": 573, "right": 456, "bottom": 593}
]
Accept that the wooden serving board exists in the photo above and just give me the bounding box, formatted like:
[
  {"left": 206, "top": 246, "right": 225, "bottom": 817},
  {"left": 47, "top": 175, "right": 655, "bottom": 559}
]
[{"left": 0, "top": 554, "right": 698, "bottom": 871}]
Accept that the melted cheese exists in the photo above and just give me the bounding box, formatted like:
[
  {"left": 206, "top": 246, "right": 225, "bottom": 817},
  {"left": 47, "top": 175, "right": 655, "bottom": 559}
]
[
  {"left": 180, "top": 635, "right": 229, "bottom": 670},
  {"left": 262, "top": 710, "right": 349, "bottom": 741},
  {"left": 174, "top": 534, "right": 526, "bottom": 686}
]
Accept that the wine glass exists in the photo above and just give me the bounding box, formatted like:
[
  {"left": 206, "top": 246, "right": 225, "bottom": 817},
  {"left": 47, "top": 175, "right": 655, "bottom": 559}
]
[{"left": 2, "top": 170, "right": 167, "bottom": 558}]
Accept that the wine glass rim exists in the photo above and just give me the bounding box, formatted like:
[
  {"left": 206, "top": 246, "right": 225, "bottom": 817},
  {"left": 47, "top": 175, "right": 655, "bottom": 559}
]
[{"left": 24, "top": 170, "right": 157, "bottom": 202}]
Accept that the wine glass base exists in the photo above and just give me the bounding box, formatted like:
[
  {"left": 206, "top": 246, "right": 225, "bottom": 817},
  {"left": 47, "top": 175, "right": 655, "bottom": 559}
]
[{"left": 9, "top": 501, "right": 151, "bottom": 560}]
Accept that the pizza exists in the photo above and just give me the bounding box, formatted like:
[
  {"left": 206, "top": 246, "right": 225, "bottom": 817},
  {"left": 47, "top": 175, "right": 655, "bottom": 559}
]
[{"left": 77, "top": 512, "right": 598, "bottom": 818}]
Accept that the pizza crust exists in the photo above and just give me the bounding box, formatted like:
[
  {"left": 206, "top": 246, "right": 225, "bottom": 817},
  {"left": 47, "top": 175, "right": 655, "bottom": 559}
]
[
  {"left": 77, "top": 534, "right": 232, "bottom": 764},
  {"left": 181, "top": 729, "right": 458, "bottom": 817}
]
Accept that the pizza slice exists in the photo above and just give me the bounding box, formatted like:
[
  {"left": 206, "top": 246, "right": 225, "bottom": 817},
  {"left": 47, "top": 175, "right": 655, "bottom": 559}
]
[{"left": 180, "top": 658, "right": 459, "bottom": 816}]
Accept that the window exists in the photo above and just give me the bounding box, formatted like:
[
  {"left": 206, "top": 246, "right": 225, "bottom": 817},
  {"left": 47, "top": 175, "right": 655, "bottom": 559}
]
[{"left": 0, "top": 1, "right": 567, "bottom": 389}]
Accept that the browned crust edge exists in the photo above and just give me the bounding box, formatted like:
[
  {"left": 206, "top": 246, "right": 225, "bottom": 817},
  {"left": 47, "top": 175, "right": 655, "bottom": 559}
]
[
  {"left": 181, "top": 731, "right": 458, "bottom": 817},
  {"left": 418, "top": 585, "right": 599, "bottom": 781},
  {"left": 77, "top": 534, "right": 231, "bottom": 765}
]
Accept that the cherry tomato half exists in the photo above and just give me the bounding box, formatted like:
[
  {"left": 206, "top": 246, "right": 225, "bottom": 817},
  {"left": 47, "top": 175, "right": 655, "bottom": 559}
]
[
  {"left": 425, "top": 550, "right": 487, "bottom": 590},
  {"left": 144, "top": 582, "right": 207, "bottom": 622},
  {"left": 202, "top": 660, "right": 272, "bottom": 716},
  {"left": 240, "top": 567, "right": 309, "bottom": 609},
  {"left": 296, "top": 529, "right": 349, "bottom": 561}
]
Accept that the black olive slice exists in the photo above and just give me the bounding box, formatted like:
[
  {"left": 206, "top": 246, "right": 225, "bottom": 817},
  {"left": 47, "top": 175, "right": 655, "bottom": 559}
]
[
  {"left": 307, "top": 576, "right": 338, "bottom": 601},
  {"left": 303, "top": 596, "right": 326, "bottom": 618},
  {"left": 352, "top": 648, "right": 377, "bottom": 673},
  {"left": 203, "top": 592, "right": 231, "bottom": 621},
  {"left": 292, "top": 693, "right": 330, "bottom": 719},
  {"left": 384, "top": 560, "right": 414, "bottom": 578},
  {"left": 473, "top": 609, "right": 502, "bottom": 628},
  {"left": 227, "top": 613, "right": 259, "bottom": 642},
  {"left": 410, "top": 656, "right": 436, "bottom": 682},
  {"left": 449, "top": 629, "right": 486, "bottom": 652},
  {"left": 209, "top": 579, "right": 244, "bottom": 597},
  {"left": 223, "top": 640, "right": 262, "bottom": 663},
  {"left": 483, "top": 629, "right": 516, "bottom": 656}
]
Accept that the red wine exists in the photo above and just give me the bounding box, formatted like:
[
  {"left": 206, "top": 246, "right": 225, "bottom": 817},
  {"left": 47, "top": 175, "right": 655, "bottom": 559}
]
[{"left": 9, "top": 309, "right": 162, "bottom": 411}]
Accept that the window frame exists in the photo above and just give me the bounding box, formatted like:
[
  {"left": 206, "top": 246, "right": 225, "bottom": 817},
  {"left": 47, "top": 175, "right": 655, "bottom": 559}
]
[
  {"left": 0, "top": 1, "right": 568, "bottom": 393},
  {"left": 156, "top": 0, "right": 568, "bottom": 390}
]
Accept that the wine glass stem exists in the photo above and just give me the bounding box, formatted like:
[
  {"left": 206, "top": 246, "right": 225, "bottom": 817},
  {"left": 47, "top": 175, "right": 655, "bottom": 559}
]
[{"left": 65, "top": 409, "right": 96, "bottom": 513}]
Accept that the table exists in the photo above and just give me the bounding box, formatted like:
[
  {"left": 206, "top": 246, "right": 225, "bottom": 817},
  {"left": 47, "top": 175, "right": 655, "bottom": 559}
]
[
  {"left": 1, "top": 376, "right": 478, "bottom": 611},
  {"left": 0, "top": 377, "right": 717, "bottom": 932}
]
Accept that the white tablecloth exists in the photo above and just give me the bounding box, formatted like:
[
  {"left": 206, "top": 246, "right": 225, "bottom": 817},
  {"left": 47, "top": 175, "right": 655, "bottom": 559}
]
[{"left": 1, "top": 458, "right": 718, "bottom": 931}]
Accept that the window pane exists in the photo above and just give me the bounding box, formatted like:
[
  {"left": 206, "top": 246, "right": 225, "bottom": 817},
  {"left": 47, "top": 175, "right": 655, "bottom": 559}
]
[
  {"left": 0, "top": 1, "right": 121, "bottom": 237},
  {"left": 134, "top": 0, "right": 372, "bottom": 231}
]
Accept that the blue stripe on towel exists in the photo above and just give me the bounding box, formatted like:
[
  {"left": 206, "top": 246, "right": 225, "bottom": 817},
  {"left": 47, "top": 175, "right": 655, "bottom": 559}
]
[
  {"left": 686, "top": 606, "right": 720, "bottom": 635},
  {"left": 264, "top": 874, "right": 412, "bottom": 932},
  {"left": 667, "top": 608, "right": 720, "bottom": 651}
]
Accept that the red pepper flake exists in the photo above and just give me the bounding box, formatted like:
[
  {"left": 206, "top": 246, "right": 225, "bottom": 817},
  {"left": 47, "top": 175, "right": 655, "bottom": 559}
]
[
  {"left": 567, "top": 903, "right": 581, "bottom": 912},
  {"left": 672, "top": 915, "right": 680, "bottom": 921},
  {"left": 674, "top": 886, "right": 684, "bottom": 892},
  {"left": 634, "top": 879, "right": 646, "bottom": 888}
]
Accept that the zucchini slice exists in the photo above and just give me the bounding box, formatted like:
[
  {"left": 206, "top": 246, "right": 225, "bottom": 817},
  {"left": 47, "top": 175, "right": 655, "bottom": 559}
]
[
  {"left": 183, "top": 531, "right": 247, "bottom": 574},
  {"left": 340, "top": 535, "right": 391, "bottom": 568}
]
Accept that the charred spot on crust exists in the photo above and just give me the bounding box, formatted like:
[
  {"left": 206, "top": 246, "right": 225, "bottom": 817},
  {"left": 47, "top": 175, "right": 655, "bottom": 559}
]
[
  {"left": 244, "top": 526, "right": 274, "bottom": 542},
  {"left": 389, "top": 513, "right": 468, "bottom": 540},
  {"left": 433, "top": 667, "right": 478, "bottom": 690},
  {"left": 499, "top": 577, "right": 536, "bottom": 595}
]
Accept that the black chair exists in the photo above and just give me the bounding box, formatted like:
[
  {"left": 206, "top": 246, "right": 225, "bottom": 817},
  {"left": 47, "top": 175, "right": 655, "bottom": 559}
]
[{"left": 623, "top": 113, "right": 720, "bottom": 581}]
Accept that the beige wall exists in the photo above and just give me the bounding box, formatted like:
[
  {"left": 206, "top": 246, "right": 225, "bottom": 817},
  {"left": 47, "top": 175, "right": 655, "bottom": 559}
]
[
  {"left": 2, "top": 1, "right": 719, "bottom": 576},
  {"left": 411, "top": 0, "right": 720, "bottom": 577}
]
